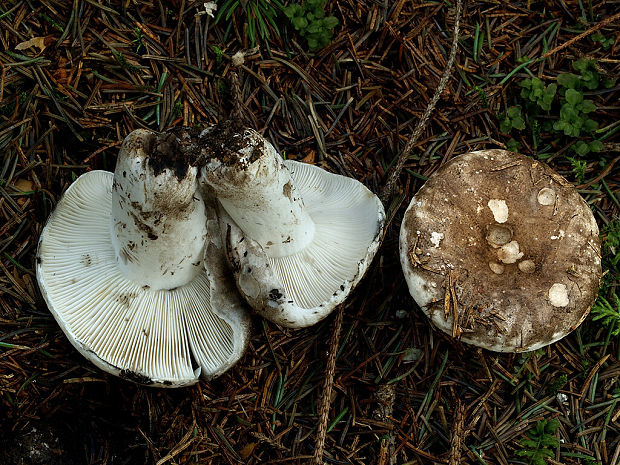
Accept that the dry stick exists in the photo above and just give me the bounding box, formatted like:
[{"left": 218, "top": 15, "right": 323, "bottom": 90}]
[
  {"left": 312, "top": 305, "right": 344, "bottom": 465},
  {"left": 380, "top": 0, "right": 463, "bottom": 205},
  {"left": 230, "top": 71, "right": 244, "bottom": 122},
  {"left": 311, "top": 4, "right": 464, "bottom": 464},
  {"left": 448, "top": 400, "right": 467, "bottom": 465},
  {"left": 541, "top": 10, "right": 620, "bottom": 60}
]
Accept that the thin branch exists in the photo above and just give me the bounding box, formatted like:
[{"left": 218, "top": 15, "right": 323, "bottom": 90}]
[
  {"left": 312, "top": 305, "right": 345, "bottom": 465},
  {"left": 541, "top": 11, "right": 620, "bottom": 60},
  {"left": 380, "top": 0, "right": 464, "bottom": 204}
]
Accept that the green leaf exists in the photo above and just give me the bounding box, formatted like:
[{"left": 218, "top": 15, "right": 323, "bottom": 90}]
[
  {"left": 539, "top": 100, "right": 552, "bottom": 111},
  {"left": 283, "top": 4, "right": 300, "bottom": 18},
  {"left": 574, "top": 141, "right": 590, "bottom": 156},
  {"left": 573, "top": 58, "right": 594, "bottom": 74},
  {"left": 560, "top": 104, "right": 578, "bottom": 122},
  {"left": 506, "top": 138, "right": 520, "bottom": 152},
  {"left": 512, "top": 116, "right": 526, "bottom": 130},
  {"left": 583, "top": 118, "right": 598, "bottom": 133},
  {"left": 544, "top": 83, "right": 557, "bottom": 97},
  {"left": 506, "top": 106, "right": 522, "bottom": 119},
  {"left": 565, "top": 88, "right": 583, "bottom": 105},
  {"left": 307, "top": 37, "right": 318, "bottom": 50},
  {"left": 589, "top": 140, "right": 604, "bottom": 152},
  {"left": 306, "top": 22, "right": 321, "bottom": 33},
  {"left": 580, "top": 99, "right": 596, "bottom": 113},
  {"left": 500, "top": 119, "right": 513, "bottom": 133},
  {"left": 531, "top": 77, "right": 544, "bottom": 89},
  {"left": 322, "top": 16, "right": 339, "bottom": 29},
  {"left": 557, "top": 73, "right": 579, "bottom": 89},
  {"left": 292, "top": 16, "right": 308, "bottom": 30},
  {"left": 541, "top": 120, "right": 554, "bottom": 132},
  {"left": 581, "top": 70, "right": 600, "bottom": 90}
]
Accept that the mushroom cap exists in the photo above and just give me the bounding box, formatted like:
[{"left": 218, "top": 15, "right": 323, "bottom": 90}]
[
  {"left": 36, "top": 170, "right": 250, "bottom": 386},
  {"left": 224, "top": 159, "right": 385, "bottom": 328},
  {"left": 399, "top": 149, "right": 601, "bottom": 352}
]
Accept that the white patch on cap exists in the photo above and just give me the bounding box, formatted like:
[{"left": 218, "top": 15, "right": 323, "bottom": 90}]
[
  {"left": 537, "top": 187, "right": 556, "bottom": 206},
  {"left": 488, "top": 199, "right": 508, "bottom": 223},
  {"left": 497, "top": 240, "right": 524, "bottom": 264},
  {"left": 548, "top": 283, "right": 569, "bottom": 307},
  {"left": 488, "top": 262, "right": 505, "bottom": 274},
  {"left": 486, "top": 224, "right": 512, "bottom": 247},
  {"left": 430, "top": 231, "right": 444, "bottom": 248},
  {"left": 518, "top": 259, "right": 536, "bottom": 274},
  {"left": 551, "top": 230, "right": 565, "bottom": 240}
]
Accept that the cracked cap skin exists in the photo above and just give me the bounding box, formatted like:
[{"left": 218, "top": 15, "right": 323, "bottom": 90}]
[{"left": 399, "top": 149, "right": 602, "bottom": 352}]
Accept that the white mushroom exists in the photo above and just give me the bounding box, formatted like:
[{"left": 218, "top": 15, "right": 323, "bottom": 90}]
[
  {"left": 36, "top": 129, "right": 250, "bottom": 387},
  {"left": 199, "top": 122, "right": 385, "bottom": 328},
  {"left": 399, "top": 149, "right": 601, "bottom": 352}
]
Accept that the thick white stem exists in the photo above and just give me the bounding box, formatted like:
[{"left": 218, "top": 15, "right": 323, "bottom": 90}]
[
  {"left": 200, "top": 128, "right": 315, "bottom": 258},
  {"left": 110, "top": 129, "right": 208, "bottom": 290}
]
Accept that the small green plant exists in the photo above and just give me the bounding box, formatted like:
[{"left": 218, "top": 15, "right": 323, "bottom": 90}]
[
  {"left": 516, "top": 419, "right": 560, "bottom": 465},
  {"left": 519, "top": 77, "right": 556, "bottom": 111},
  {"left": 132, "top": 27, "right": 145, "bottom": 53},
  {"left": 553, "top": 89, "right": 597, "bottom": 137},
  {"left": 591, "top": 294, "right": 620, "bottom": 337},
  {"left": 499, "top": 58, "right": 614, "bottom": 158},
  {"left": 566, "top": 157, "right": 586, "bottom": 183},
  {"left": 284, "top": 0, "right": 338, "bottom": 51},
  {"left": 602, "top": 220, "right": 620, "bottom": 267},
  {"left": 211, "top": 45, "right": 224, "bottom": 66},
  {"left": 112, "top": 50, "right": 140, "bottom": 72},
  {"left": 591, "top": 32, "right": 614, "bottom": 50},
  {"left": 500, "top": 106, "right": 526, "bottom": 133},
  {"left": 173, "top": 100, "right": 183, "bottom": 118},
  {"left": 547, "top": 374, "right": 567, "bottom": 395},
  {"left": 558, "top": 58, "right": 616, "bottom": 92},
  {"left": 216, "top": 0, "right": 284, "bottom": 47}
]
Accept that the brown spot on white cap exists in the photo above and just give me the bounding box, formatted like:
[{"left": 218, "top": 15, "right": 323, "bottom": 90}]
[
  {"left": 400, "top": 149, "right": 601, "bottom": 352},
  {"left": 537, "top": 187, "right": 556, "bottom": 206}
]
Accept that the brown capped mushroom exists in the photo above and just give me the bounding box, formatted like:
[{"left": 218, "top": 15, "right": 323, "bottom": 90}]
[{"left": 399, "top": 149, "right": 601, "bottom": 352}]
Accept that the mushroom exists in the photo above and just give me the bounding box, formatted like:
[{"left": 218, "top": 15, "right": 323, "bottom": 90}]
[
  {"left": 199, "top": 122, "right": 385, "bottom": 328},
  {"left": 36, "top": 129, "right": 250, "bottom": 386},
  {"left": 399, "top": 149, "right": 601, "bottom": 352}
]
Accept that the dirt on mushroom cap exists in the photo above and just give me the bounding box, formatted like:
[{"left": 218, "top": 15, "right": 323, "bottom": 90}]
[
  {"left": 149, "top": 127, "right": 204, "bottom": 179},
  {"left": 199, "top": 120, "right": 264, "bottom": 167},
  {"left": 400, "top": 149, "right": 602, "bottom": 352}
]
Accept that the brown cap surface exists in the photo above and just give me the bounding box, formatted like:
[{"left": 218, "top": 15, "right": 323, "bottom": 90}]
[{"left": 399, "top": 150, "right": 602, "bottom": 352}]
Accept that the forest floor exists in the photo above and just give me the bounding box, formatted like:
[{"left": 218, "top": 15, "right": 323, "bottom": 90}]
[{"left": 0, "top": 1, "right": 618, "bottom": 464}]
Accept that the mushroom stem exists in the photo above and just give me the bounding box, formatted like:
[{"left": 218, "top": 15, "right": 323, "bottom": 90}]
[
  {"left": 200, "top": 126, "right": 315, "bottom": 258},
  {"left": 110, "top": 129, "right": 208, "bottom": 290}
]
